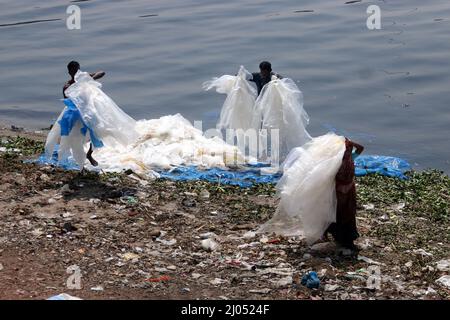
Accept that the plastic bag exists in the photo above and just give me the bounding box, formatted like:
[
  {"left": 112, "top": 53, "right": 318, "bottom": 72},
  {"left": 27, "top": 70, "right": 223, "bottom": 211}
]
[
  {"left": 252, "top": 76, "right": 311, "bottom": 161},
  {"left": 203, "top": 66, "right": 257, "bottom": 131},
  {"left": 257, "top": 133, "right": 346, "bottom": 244},
  {"left": 65, "top": 71, "right": 139, "bottom": 148}
]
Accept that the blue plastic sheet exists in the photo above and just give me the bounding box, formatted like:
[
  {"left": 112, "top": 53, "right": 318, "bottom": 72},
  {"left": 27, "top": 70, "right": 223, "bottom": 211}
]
[
  {"left": 33, "top": 153, "right": 411, "bottom": 186},
  {"left": 354, "top": 155, "right": 411, "bottom": 179},
  {"left": 60, "top": 99, "right": 104, "bottom": 148},
  {"left": 157, "top": 165, "right": 282, "bottom": 188}
]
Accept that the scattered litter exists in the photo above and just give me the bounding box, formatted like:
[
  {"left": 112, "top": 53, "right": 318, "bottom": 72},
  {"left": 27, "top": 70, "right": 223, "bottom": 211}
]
[
  {"left": 120, "top": 252, "right": 140, "bottom": 261},
  {"left": 47, "top": 293, "right": 82, "bottom": 300},
  {"left": 156, "top": 238, "right": 177, "bottom": 246},
  {"left": 435, "top": 275, "right": 450, "bottom": 289},
  {"left": 201, "top": 238, "right": 219, "bottom": 252},
  {"left": 90, "top": 286, "right": 104, "bottom": 291},
  {"left": 199, "top": 189, "right": 210, "bottom": 199},
  {"left": 324, "top": 284, "right": 339, "bottom": 292},
  {"left": 413, "top": 249, "right": 433, "bottom": 257},
  {"left": 436, "top": 259, "right": 450, "bottom": 272},
  {"left": 210, "top": 278, "right": 226, "bottom": 286},
  {"left": 146, "top": 275, "right": 171, "bottom": 282},
  {"left": 272, "top": 276, "right": 293, "bottom": 288},
  {"left": 301, "top": 271, "right": 320, "bottom": 289},
  {"left": 249, "top": 288, "right": 271, "bottom": 294},
  {"left": 357, "top": 255, "right": 384, "bottom": 266}
]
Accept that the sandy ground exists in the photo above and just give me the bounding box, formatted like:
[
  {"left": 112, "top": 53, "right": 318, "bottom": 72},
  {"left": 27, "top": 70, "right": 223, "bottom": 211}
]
[{"left": 0, "top": 126, "right": 449, "bottom": 300}]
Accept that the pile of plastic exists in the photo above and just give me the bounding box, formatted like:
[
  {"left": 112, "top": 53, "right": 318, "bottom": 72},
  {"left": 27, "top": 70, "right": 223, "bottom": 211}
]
[
  {"left": 252, "top": 76, "right": 311, "bottom": 160},
  {"left": 39, "top": 69, "right": 412, "bottom": 191},
  {"left": 204, "top": 66, "right": 311, "bottom": 161},
  {"left": 203, "top": 66, "right": 257, "bottom": 132},
  {"left": 257, "top": 133, "right": 347, "bottom": 243},
  {"left": 44, "top": 71, "right": 245, "bottom": 174},
  {"left": 45, "top": 71, "right": 138, "bottom": 167}
]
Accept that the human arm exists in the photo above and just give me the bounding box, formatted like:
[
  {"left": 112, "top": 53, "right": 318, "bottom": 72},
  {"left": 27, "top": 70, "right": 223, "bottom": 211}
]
[
  {"left": 90, "top": 71, "right": 105, "bottom": 80},
  {"left": 347, "top": 139, "right": 364, "bottom": 155}
]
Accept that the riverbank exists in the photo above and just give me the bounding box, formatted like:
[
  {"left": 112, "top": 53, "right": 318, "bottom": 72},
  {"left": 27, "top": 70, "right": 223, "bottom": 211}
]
[{"left": 0, "top": 128, "right": 449, "bottom": 300}]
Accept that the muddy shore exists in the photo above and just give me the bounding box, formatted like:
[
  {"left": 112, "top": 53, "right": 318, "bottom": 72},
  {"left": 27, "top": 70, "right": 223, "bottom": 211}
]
[{"left": 0, "top": 126, "right": 449, "bottom": 300}]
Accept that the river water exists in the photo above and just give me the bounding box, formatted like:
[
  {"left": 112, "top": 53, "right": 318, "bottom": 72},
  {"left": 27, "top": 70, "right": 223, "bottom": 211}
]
[{"left": 0, "top": 0, "right": 449, "bottom": 172}]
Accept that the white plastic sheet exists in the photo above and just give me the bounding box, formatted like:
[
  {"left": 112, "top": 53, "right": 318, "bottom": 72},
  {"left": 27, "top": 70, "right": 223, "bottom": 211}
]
[
  {"left": 45, "top": 71, "right": 244, "bottom": 172},
  {"left": 257, "top": 133, "right": 346, "bottom": 244},
  {"left": 65, "top": 71, "right": 139, "bottom": 148},
  {"left": 92, "top": 113, "right": 244, "bottom": 173},
  {"left": 45, "top": 104, "right": 88, "bottom": 166},
  {"left": 252, "top": 76, "right": 311, "bottom": 161},
  {"left": 203, "top": 66, "right": 257, "bottom": 131}
]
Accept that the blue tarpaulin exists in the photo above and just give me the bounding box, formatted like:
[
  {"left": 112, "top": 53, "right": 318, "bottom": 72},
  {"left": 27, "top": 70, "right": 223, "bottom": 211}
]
[
  {"left": 33, "top": 153, "right": 411, "bottom": 187},
  {"left": 157, "top": 165, "right": 282, "bottom": 187},
  {"left": 60, "top": 99, "right": 104, "bottom": 148},
  {"left": 354, "top": 155, "right": 411, "bottom": 179}
]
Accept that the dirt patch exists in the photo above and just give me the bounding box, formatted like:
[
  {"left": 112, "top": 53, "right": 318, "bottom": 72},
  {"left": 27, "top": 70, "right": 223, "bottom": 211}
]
[{"left": 0, "top": 131, "right": 449, "bottom": 300}]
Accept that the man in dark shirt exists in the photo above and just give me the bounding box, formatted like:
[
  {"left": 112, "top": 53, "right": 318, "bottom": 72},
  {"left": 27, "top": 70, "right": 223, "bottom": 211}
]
[{"left": 250, "top": 61, "right": 282, "bottom": 95}]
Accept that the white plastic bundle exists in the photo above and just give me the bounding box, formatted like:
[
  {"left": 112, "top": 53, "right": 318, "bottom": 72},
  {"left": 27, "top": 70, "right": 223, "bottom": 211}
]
[
  {"left": 45, "top": 71, "right": 139, "bottom": 167},
  {"left": 92, "top": 113, "right": 244, "bottom": 173},
  {"left": 203, "top": 66, "right": 257, "bottom": 131},
  {"left": 65, "top": 71, "right": 139, "bottom": 148},
  {"left": 257, "top": 133, "right": 346, "bottom": 244},
  {"left": 45, "top": 109, "right": 87, "bottom": 166},
  {"left": 252, "top": 76, "right": 311, "bottom": 161},
  {"left": 45, "top": 71, "right": 244, "bottom": 171}
]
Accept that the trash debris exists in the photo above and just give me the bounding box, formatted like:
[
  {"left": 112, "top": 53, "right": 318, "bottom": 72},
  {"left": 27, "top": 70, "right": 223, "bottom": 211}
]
[
  {"left": 435, "top": 275, "right": 450, "bottom": 289},
  {"left": 90, "top": 286, "right": 104, "bottom": 291},
  {"left": 201, "top": 238, "right": 219, "bottom": 252},
  {"left": 272, "top": 276, "right": 293, "bottom": 288},
  {"left": 209, "top": 278, "right": 226, "bottom": 286},
  {"left": 436, "top": 259, "right": 450, "bottom": 272},
  {"left": 301, "top": 271, "right": 320, "bottom": 289},
  {"left": 362, "top": 204, "right": 375, "bottom": 210},
  {"left": 357, "top": 255, "right": 384, "bottom": 266},
  {"left": 413, "top": 249, "right": 433, "bottom": 257},
  {"left": 243, "top": 231, "right": 256, "bottom": 239},
  {"left": 146, "top": 275, "right": 171, "bottom": 282},
  {"left": 156, "top": 238, "right": 177, "bottom": 246},
  {"left": 149, "top": 229, "right": 161, "bottom": 238},
  {"left": 199, "top": 189, "right": 210, "bottom": 199},
  {"left": 249, "top": 288, "right": 271, "bottom": 294},
  {"left": 47, "top": 293, "right": 82, "bottom": 300},
  {"left": 120, "top": 252, "right": 140, "bottom": 261},
  {"left": 324, "top": 284, "right": 339, "bottom": 292}
]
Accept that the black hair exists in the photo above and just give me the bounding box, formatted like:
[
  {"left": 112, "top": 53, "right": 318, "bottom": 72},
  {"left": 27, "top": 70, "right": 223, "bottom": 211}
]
[
  {"left": 67, "top": 61, "right": 80, "bottom": 74},
  {"left": 259, "top": 61, "right": 272, "bottom": 72}
]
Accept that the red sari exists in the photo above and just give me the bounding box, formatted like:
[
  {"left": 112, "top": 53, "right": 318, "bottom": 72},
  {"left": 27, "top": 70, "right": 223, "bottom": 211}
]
[{"left": 327, "top": 138, "right": 359, "bottom": 248}]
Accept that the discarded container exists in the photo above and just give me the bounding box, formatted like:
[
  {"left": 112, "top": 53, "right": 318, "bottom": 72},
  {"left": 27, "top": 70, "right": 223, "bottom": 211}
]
[{"left": 301, "top": 271, "right": 320, "bottom": 289}]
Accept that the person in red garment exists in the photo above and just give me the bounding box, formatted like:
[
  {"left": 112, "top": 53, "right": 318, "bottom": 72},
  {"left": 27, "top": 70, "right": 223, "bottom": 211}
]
[{"left": 326, "top": 138, "right": 364, "bottom": 249}]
